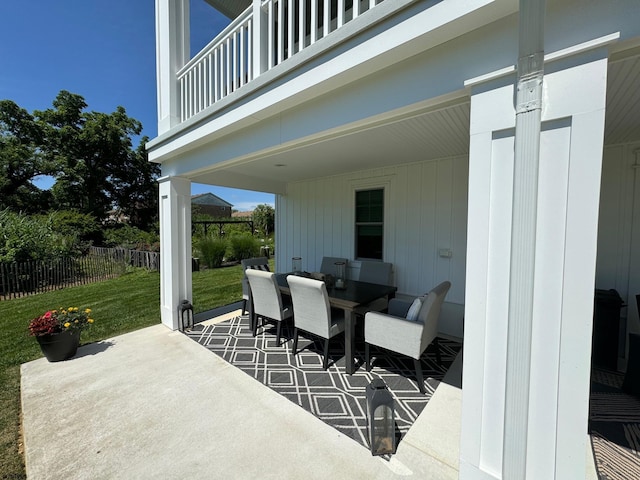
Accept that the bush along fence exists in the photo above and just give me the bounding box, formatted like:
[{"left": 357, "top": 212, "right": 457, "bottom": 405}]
[{"left": 0, "top": 248, "right": 160, "bottom": 300}]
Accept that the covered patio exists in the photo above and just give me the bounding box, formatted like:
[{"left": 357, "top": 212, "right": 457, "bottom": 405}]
[{"left": 186, "top": 306, "right": 462, "bottom": 449}]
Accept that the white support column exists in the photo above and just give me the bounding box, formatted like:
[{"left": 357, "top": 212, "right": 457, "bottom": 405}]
[
  {"left": 156, "top": 0, "right": 190, "bottom": 135},
  {"left": 460, "top": 40, "right": 611, "bottom": 479},
  {"left": 159, "top": 176, "right": 192, "bottom": 330}
]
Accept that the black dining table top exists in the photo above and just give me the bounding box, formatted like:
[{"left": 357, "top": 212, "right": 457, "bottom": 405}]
[{"left": 275, "top": 272, "right": 396, "bottom": 310}]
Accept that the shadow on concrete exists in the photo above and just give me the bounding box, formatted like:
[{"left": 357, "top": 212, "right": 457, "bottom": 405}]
[{"left": 74, "top": 340, "right": 115, "bottom": 358}]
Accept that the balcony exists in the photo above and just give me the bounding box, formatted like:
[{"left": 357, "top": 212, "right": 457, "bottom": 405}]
[{"left": 178, "top": 0, "right": 387, "bottom": 123}]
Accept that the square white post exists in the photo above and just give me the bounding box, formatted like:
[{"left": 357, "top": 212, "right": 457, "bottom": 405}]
[
  {"left": 156, "top": 0, "right": 190, "bottom": 135},
  {"left": 460, "top": 42, "right": 610, "bottom": 479},
  {"left": 252, "top": 0, "right": 268, "bottom": 77},
  {"left": 159, "top": 176, "right": 192, "bottom": 330}
]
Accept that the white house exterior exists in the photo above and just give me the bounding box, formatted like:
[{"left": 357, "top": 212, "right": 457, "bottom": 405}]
[{"left": 147, "top": 0, "right": 640, "bottom": 478}]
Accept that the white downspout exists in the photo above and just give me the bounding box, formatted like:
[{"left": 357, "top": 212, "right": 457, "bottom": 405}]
[{"left": 502, "top": 0, "right": 546, "bottom": 477}]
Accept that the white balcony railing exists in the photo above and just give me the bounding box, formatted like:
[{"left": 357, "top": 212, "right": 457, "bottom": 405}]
[{"left": 177, "top": 0, "right": 385, "bottom": 123}]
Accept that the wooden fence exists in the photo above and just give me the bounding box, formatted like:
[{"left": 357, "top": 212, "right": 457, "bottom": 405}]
[
  {"left": 0, "top": 248, "right": 160, "bottom": 300},
  {"left": 88, "top": 247, "right": 160, "bottom": 271}
]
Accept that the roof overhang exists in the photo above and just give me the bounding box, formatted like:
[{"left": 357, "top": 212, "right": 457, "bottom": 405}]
[{"left": 203, "top": 0, "right": 251, "bottom": 20}]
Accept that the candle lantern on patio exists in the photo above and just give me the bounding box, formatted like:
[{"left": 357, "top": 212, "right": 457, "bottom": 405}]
[
  {"left": 334, "top": 261, "right": 346, "bottom": 289},
  {"left": 366, "top": 378, "right": 396, "bottom": 456}
]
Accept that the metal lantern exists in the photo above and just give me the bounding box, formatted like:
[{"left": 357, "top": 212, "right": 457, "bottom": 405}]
[
  {"left": 366, "top": 378, "right": 396, "bottom": 455},
  {"left": 178, "top": 300, "right": 194, "bottom": 331}
]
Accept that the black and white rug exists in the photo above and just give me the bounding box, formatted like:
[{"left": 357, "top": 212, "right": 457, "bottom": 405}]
[
  {"left": 186, "top": 314, "right": 462, "bottom": 449},
  {"left": 590, "top": 368, "right": 640, "bottom": 480}
]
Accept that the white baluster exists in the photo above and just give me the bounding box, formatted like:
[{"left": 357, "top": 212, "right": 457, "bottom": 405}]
[
  {"left": 247, "top": 18, "right": 254, "bottom": 81},
  {"left": 287, "top": 0, "right": 294, "bottom": 58},
  {"left": 213, "top": 48, "right": 219, "bottom": 102},
  {"left": 233, "top": 30, "right": 238, "bottom": 91},
  {"left": 323, "top": 0, "right": 329, "bottom": 37},
  {"left": 268, "top": 0, "right": 275, "bottom": 69},
  {"left": 299, "top": 0, "right": 306, "bottom": 50},
  {"left": 180, "top": 77, "right": 185, "bottom": 122},
  {"left": 224, "top": 37, "right": 232, "bottom": 97},
  {"left": 310, "top": 0, "right": 317, "bottom": 44},
  {"left": 240, "top": 24, "right": 246, "bottom": 86},
  {"left": 277, "top": 0, "right": 284, "bottom": 64}
]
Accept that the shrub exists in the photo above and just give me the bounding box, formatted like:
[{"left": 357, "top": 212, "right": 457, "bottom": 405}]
[
  {"left": 196, "top": 236, "right": 227, "bottom": 268},
  {"left": 103, "top": 225, "right": 159, "bottom": 250},
  {"left": 48, "top": 210, "right": 100, "bottom": 239},
  {"left": 228, "top": 234, "right": 260, "bottom": 261},
  {"left": 0, "top": 209, "right": 79, "bottom": 262}
]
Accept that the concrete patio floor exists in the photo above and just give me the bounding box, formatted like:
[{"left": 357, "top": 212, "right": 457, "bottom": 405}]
[
  {"left": 20, "top": 310, "right": 599, "bottom": 479},
  {"left": 21, "top": 312, "right": 463, "bottom": 480}
]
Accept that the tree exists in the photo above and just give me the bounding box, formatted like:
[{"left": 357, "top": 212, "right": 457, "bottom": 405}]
[
  {"left": 0, "top": 100, "right": 53, "bottom": 213},
  {"left": 252, "top": 204, "right": 275, "bottom": 237},
  {"left": 34, "top": 91, "right": 159, "bottom": 227},
  {"left": 108, "top": 138, "right": 160, "bottom": 230}
]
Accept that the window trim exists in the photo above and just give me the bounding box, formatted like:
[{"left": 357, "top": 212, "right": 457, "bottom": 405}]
[{"left": 349, "top": 175, "right": 394, "bottom": 261}]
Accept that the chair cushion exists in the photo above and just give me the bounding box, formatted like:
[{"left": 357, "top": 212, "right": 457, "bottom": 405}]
[
  {"left": 406, "top": 297, "right": 423, "bottom": 321},
  {"left": 250, "top": 264, "right": 270, "bottom": 271}
]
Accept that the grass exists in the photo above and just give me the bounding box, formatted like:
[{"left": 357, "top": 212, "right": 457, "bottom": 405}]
[{"left": 0, "top": 260, "right": 265, "bottom": 479}]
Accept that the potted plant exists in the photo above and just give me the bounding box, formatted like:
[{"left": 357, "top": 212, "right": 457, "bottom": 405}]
[{"left": 28, "top": 307, "right": 94, "bottom": 362}]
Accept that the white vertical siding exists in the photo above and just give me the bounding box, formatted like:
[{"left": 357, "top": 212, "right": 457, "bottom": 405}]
[
  {"left": 596, "top": 142, "right": 640, "bottom": 342},
  {"left": 275, "top": 156, "right": 469, "bottom": 306}
]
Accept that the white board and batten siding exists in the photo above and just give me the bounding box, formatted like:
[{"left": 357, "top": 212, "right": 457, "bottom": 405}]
[
  {"left": 275, "top": 155, "right": 468, "bottom": 338},
  {"left": 597, "top": 142, "right": 640, "bottom": 345}
]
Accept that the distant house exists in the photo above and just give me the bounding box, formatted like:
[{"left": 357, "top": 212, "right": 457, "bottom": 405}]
[{"left": 191, "top": 193, "right": 232, "bottom": 218}]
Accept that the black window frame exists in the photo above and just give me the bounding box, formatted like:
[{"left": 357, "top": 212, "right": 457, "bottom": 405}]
[{"left": 354, "top": 188, "right": 384, "bottom": 260}]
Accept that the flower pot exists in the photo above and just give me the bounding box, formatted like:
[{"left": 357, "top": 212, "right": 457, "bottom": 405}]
[{"left": 36, "top": 330, "right": 81, "bottom": 362}]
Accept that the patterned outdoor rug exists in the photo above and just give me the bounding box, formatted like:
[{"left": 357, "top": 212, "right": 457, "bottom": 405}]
[
  {"left": 590, "top": 368, "right": 640, "bottom": 479},
  {"left": 186, "top": 314, "right": 462, "bottom": 449}
]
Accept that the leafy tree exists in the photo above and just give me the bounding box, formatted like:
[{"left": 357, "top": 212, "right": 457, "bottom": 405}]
[
  {"left": 0, "top": 100, "right": 53, "bottom": 213},
  {"left": 34, "top": 91, "right": 160, "bottom": 227},
  {"left": 252, "top": 204, "right": 275, "bottom": 237}
]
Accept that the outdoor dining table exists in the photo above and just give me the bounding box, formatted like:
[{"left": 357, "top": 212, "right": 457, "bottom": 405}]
[{"left": 275, "top": 273, "right": 397, "bottom": 374}]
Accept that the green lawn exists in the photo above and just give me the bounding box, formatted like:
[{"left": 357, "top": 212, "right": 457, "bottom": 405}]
[{"left": 0, "top": 261, "right": 260, "bottom": 479}]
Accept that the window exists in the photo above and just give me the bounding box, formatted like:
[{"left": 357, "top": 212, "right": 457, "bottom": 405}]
[{"left": 355, "top": 188, "right": 384, "bottom": 260}]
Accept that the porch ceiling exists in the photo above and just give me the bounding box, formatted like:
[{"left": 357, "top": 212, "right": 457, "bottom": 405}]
[
  {"left": 191, "top": 101, "right": 472, "bottom": 189},
  {"left": 190, "top": 48, "right": 640, "bottom": 192},
  {"left": 203, "top": 0, "right": 251, "bottom": 20},
  {"left": 605, "top": 47, "right": 640, "bottom": 146}
]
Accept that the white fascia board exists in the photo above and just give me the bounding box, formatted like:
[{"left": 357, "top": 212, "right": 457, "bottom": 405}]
[{"left": 464, "top": 32, "right": 620, "bottom": 88}]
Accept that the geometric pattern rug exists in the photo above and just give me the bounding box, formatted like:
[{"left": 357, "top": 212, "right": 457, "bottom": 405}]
[
  {"left": 185, "top": 314, "right": 462, "bottom": 449},
  {"left": 590, "top": 368, "right": 640, "bottom": 480}
]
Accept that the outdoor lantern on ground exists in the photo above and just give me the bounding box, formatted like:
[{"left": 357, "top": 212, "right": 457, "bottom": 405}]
[
  {"left": 334, "top": 261, "right": 346, "bottom": 289},
  {"left": 178, "top": 300, "right": 194, "bottom": 331},
  {"left": 366, "top": 378, "right": 396, "bottom": 455}
]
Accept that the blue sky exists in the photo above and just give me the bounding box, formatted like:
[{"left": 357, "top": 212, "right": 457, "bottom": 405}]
[{"left": 0, "top": 0, "right": 274, "bottom": 211}]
